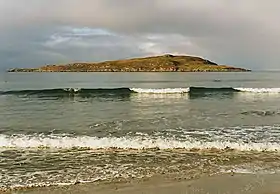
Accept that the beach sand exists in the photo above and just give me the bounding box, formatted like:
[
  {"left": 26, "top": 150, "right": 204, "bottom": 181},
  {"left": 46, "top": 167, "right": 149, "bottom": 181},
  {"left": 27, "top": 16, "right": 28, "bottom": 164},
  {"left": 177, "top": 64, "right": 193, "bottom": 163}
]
[{"left": 14, "top": 173, "right": 280, "bottom": 194}]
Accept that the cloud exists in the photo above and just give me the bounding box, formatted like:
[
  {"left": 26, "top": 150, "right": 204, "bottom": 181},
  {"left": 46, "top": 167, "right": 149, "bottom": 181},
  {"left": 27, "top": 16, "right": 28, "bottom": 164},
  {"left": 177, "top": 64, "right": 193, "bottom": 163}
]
[{"left": 1, "top": 0, "right": 280, "bottom": 70}]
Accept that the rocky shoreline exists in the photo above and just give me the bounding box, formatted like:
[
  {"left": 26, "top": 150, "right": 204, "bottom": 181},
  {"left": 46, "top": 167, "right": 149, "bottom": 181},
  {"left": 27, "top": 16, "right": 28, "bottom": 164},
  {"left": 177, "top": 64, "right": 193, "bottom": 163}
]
[{"left": 8, "top": 54, "right": 250, "bottom": 72}]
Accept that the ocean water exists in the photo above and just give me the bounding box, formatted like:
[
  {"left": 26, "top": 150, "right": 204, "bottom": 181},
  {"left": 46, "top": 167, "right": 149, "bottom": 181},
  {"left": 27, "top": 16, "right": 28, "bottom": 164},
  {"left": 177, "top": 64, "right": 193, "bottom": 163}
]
[{"left": 1, "top": 72, "right": 280, "bottom": 191}]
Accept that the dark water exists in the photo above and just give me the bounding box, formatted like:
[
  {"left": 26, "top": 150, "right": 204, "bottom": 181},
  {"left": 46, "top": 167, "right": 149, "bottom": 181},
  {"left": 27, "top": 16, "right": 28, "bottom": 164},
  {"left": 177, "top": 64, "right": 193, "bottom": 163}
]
[{"left": 1, "top": 72, "right": 280, "bottom": 191}]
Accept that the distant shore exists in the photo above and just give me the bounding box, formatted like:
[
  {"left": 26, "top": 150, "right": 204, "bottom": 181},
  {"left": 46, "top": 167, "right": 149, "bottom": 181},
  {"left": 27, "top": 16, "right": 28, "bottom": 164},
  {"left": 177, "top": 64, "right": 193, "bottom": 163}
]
[{"left": 7, "top": 54, "right": 250, "bottom": 73}]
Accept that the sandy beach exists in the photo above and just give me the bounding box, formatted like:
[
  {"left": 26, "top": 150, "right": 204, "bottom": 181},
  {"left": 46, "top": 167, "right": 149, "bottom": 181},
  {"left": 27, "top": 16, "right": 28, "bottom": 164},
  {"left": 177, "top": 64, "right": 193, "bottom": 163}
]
[{"left": 11, "top": 173, "right": 280, "bottom": 194}]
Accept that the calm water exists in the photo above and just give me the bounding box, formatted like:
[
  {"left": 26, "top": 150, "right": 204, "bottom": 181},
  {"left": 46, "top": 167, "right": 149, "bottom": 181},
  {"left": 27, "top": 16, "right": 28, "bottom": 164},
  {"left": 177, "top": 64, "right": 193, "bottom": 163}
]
[{"left": 1, "top": 72, "right": 280, "bottom": 191}]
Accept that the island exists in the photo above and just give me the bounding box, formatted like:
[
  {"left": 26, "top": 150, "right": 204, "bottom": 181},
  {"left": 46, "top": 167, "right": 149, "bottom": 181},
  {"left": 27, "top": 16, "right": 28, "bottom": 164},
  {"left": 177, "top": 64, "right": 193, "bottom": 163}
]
[{"left": 8, "top": 54, "right": 250, "bottom": 72}]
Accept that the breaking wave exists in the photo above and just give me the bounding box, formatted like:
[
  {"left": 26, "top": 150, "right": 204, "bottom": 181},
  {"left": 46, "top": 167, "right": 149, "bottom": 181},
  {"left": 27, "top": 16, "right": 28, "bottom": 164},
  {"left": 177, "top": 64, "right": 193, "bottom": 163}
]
[
  {"left": 1, "top": 134, "right": 280, "bottom": 151},
  {"left": 235, "top": 88, "right": 280, "bottom": 93},
  {"left": 1, "top": 87, "right": 280, "bottom": 97},
  {"left": 130, "top": 88, "right": 190, "bottom": 93}
]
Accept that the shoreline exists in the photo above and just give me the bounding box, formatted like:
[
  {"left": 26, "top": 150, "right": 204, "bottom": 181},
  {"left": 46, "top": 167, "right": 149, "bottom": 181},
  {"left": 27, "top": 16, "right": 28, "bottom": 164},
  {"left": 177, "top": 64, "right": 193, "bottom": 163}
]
[{"left": 11, "top": 173, "right": 280, "bottom": 194}]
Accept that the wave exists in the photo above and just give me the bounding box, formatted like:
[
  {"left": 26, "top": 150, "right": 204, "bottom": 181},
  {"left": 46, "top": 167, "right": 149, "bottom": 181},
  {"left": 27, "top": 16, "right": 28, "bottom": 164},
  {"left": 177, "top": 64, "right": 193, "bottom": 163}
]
[
  {"left": 189, "top": 87, "right": 237, "bottom": 93},
  {"left": 130, "top": 88, "right": 190, "bottom": 93},
  {"left": 132, "top": 87, "right": 280, "bottom": 94},
  {"left": 1, "top": 134, "right": 280, "bottom": 151},
  {"left": 1, "top": 87, "right": 280, "bottom": 97},
  {"left": 0, "top": 88, "right": 133, "bottom": 98},
  {"left": 0, "top": 88, "right": 132, "bottom": 95},
  {"left": 235, "top": 88, "right": 280, "bottom": 93},
  {"left": 190, "top": 87, "right": 280, "bottom": 94}
]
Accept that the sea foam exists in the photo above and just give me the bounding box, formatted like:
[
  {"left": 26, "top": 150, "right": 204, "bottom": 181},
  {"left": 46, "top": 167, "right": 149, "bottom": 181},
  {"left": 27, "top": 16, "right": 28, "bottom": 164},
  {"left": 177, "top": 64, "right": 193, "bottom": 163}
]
[
  {"left": 235, "top": 88, "right": 280, "bottom": 93},
  {"left": 1, "top": 134, "right": 280, "bottom": 152},
  {"left": 130, "top": 88, "right": 190, "bottom": 94}
]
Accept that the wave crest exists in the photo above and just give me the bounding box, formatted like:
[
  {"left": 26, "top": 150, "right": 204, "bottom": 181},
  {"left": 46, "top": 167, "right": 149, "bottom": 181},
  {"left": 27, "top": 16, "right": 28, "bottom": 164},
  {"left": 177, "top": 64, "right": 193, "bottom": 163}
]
[
  {"left": 1, "top": 134, "right": 280, "bottom": 152},
  {"left": 235, "top": 88, "right": 280, "bottom": 93},
  {"left": 1, "top": 87, "right": 280, "bottom": 97},
  {"left": 130, "top": 88, "right": 190, "bottom": 94}
]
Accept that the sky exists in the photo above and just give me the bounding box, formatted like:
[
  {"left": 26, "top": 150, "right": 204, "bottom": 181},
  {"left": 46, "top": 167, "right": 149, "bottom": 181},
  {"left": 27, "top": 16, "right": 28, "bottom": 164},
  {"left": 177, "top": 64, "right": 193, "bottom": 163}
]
[{"left": 1, "top": 0, "right": 280, "bottom": 70}]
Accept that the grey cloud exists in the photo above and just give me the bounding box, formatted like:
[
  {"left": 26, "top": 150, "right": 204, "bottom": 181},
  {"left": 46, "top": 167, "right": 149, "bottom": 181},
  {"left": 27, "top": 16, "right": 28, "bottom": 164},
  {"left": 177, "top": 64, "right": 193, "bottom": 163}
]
[{"left": 1, "top": 0, "right": 280, "bottom": 70}]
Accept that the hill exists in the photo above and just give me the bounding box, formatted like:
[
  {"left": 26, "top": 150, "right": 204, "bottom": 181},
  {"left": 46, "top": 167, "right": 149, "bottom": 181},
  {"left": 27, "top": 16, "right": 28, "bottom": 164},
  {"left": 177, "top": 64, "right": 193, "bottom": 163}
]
[{"left": 8, "top": 54, "right": 250, "bottom": 72}]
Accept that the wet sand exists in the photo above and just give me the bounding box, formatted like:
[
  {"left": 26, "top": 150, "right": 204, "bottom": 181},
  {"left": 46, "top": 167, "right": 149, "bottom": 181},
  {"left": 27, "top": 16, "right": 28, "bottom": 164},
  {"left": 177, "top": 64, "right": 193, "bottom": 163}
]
[{"left": 15, "top": 173, "right": 280, "bottom": 194}]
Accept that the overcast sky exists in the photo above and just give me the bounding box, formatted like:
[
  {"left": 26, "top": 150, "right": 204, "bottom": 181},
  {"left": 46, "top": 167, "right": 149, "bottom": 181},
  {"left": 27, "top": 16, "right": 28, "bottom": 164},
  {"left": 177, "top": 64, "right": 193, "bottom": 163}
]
[{"left": 1, "top": 0, "right": 280, "bottom": 70}]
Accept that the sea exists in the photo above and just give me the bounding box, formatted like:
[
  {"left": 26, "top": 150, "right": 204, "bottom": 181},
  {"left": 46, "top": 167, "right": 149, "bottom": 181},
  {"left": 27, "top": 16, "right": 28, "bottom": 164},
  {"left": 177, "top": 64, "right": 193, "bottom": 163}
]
[{"left": 1, "top": 72, "right": 280, "bottom": 191}]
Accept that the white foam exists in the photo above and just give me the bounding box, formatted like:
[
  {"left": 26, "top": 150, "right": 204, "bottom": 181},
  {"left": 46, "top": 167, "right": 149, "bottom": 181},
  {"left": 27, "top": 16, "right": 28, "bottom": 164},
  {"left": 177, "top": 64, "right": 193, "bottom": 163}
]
[
  {"left": 63, "top": 88, "right": 81, "bottom": 92},
  {"left": 220, "top": 166, "right": 279, "bottom": 175},
  {"left": 5, "top": 178, "right": 105, "bottom": 191},
  {"left": 220, "top": 168, "right": 256, "bottom": 174},
  {"left": 130, "top": 88, "right": 190, "bottom": 94},
  {"left": 235, "top": 88, "right": 280, "bottom": 93},
  {"left": 8, "top": 182, "right": 75, "bottom": 191},
  {"left": 1, "top": 134, "right": 280, "bottom": 152}
]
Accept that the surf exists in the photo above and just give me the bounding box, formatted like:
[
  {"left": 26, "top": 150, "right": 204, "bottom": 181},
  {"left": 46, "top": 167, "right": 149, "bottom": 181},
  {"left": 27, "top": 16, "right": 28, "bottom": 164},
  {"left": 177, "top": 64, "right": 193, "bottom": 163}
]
[
  {"left": 1, "top": 87, "right": 280, "bottom": 98},
  {"left": 1, "top": 134, "right": 280, "bottom": 152},
  {"left": 130, "top": 88, "right": 190, "bottom": 93}
]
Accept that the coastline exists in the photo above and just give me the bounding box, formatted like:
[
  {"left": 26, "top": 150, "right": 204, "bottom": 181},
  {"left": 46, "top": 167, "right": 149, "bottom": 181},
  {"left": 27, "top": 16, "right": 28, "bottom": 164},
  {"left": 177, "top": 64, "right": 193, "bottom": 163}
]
[{"left": 13, "top": 173, "right": 280, "bottom": 194}]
